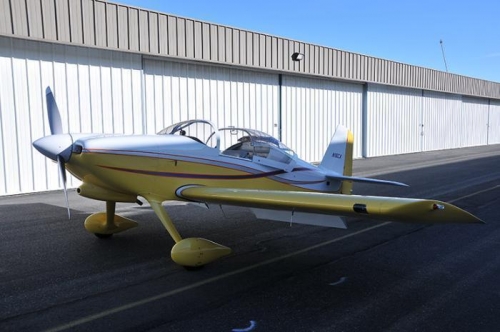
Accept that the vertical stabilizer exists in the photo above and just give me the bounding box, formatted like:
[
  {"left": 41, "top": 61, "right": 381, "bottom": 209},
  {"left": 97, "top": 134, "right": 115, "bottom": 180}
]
[{"left": 319, "top": 125, "right": 354, "bottom": 194}]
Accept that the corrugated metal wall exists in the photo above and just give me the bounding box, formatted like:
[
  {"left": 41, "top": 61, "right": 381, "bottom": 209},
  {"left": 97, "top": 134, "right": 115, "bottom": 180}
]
[
  {"left": 461, "top": 97, "right": 489, "bottom": 147},
  {"left": 281, "top": 76, "right": 363, "bottom": 160},
  {"left": 1, "top": 0, "right": 500, "bottom": 99},
  {"left": 489, "top": 100, "right": 500, "bottom": 144},
  {"left": 1, "top": 32, "right": 499, "bottom": 196},
  {"left": 142, "top": 60, "right": 366, "bottom": 162},
  {"left": 365, "top": 84, "right": 422, "bottom": 157},
  {"left": 0, "top": 36, "right": 142, "bottom": 195},
  {"left": 421, "top": 91, "right": 462, "bottom": 151},
  {"left": 142, "top": 59, "right": 279, "bottom": 136},
  {"left": 366, "top": 86, "right": 499, "bottom": 157}
]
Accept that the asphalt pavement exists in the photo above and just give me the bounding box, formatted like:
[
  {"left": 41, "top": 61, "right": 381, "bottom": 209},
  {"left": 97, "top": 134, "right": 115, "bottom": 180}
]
[{"left": 1, "top": 145, "right": 500, "bottom": 332}]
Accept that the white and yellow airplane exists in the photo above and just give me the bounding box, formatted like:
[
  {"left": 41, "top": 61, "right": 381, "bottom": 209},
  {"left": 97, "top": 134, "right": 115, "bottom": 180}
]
[{"left": 33, "top": 87, "right": 482, "bottom": 268}]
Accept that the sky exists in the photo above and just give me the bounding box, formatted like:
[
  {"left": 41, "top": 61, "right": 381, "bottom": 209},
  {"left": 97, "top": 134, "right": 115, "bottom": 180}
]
[{"left": 116, "top": 0, "right": 500, "bottom": 83}]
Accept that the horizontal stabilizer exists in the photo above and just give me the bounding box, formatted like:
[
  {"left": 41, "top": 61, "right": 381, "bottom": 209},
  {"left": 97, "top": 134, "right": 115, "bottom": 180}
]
[
  {"left": 177, "top": 186, "right": 483, "bottom": 224},
  {"left": 324, "top": 171, "right": 408, "bottom": 187}
]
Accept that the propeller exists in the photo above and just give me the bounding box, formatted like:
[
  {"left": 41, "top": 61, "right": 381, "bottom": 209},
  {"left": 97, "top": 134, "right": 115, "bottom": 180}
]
[
  {"left": 33, "top": 87, "right": 73, "bottom": 219},
  {"left": 57, "top": 154, "right": 70, "bottom": 218},
  {"left": 46, "top": 87, "right": 63, "bottom": 135}
]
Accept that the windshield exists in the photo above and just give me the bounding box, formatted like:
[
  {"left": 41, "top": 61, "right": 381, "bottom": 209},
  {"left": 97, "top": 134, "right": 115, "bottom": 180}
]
[{"left": 157, "top": 120, "right": 219, "bottom": 149}]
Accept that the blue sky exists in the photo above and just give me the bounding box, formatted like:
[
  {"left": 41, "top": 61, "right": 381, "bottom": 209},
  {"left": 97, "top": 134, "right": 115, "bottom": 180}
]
[{"left": 117, "top": 0, "right": 500, "bottom": 83}]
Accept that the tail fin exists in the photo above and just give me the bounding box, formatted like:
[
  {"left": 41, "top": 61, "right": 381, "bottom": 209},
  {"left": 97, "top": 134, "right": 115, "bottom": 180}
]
[
  {"left": 319, "top": 125, "right": 407, "bottom": 191},
  {"left": 319, "top": 125, "right": 354, "bottom": 194}
]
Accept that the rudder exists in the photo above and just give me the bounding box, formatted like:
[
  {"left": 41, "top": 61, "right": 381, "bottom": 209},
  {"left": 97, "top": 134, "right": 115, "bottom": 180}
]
[{"left": 319, "top": 125, "right": 354, "bottom": 194}]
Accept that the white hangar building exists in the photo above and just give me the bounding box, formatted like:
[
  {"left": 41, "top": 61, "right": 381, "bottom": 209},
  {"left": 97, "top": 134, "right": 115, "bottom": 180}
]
[{"left": 0, "top": 0, "right": 500, "bottom": 196}]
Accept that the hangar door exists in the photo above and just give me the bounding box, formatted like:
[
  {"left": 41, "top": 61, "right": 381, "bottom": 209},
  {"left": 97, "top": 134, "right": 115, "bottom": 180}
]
[
  {"left": 460, "top": 97, "right": 489, "bottom": 147},
  {"left": 421, "top": 91, "right": 462, "bottom": 151},
  {"left": 365, "top": 84, "right": 422, "bottom": 157},
  {"left": 142, "top": 59, "right": 279, "bottom": 138},
  {"left": 489, "top": 100, "right": 500, "bottom": 145},
  {"left": 281, "top": 75, "right": 363, "bottom": 161},
  {"left": 0, "top": 36, "right": 142, "bottom": 196}
]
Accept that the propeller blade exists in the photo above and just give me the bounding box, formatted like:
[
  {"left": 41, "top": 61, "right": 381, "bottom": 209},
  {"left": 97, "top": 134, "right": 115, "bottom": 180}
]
[
  {"left": 46, "top": 87, "right": 63, "bottom": 135},
  {"left": 57, "top": 155, "right": 71, "bottom": 219}
]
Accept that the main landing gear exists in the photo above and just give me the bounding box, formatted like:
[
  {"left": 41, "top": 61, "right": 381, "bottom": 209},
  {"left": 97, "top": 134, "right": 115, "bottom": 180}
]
[
  {"left": 84, "top": 200, "right": 231, "bottom": 268},
  {"left": 148, "top": 199, "right": 232, "bottom": 267}
]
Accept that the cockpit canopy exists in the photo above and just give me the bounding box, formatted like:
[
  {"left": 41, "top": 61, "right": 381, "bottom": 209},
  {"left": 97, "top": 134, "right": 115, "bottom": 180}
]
[
  {"left": 157, "top": 120, "right": 297, "bottom": 167},
  {"left": 219, "top": 127, "right": 296, "bottom": 161},
  {"left": 157, "top": 120, "right": 220, "bottom": 149}
]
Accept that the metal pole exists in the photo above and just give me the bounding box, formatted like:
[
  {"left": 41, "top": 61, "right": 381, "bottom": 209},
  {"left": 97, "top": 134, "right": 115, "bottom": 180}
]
[{"left": 440, "top": 39, "right": 449, "bottom": 72}]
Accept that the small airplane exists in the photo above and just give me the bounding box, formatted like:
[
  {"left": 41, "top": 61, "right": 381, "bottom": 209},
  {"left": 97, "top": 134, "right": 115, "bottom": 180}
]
[{"left": 33, "top": 87, "right": 482, "bottom": 268}]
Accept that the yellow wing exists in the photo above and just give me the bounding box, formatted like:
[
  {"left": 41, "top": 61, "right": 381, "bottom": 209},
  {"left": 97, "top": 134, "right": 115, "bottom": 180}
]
[{"left": 177, "top": 186, "right": 483, "bottom": 224}]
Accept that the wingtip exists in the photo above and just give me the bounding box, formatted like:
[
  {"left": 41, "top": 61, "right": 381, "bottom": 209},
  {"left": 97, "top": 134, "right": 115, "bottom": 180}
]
[{"left": 469, "top": 216, "right": 485, "bottom": 224}]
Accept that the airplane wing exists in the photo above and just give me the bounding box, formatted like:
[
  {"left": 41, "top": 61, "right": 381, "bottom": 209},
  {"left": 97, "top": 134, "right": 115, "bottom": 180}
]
[{"left": 176, "top": 186, "right": 483, "bottom": 225}]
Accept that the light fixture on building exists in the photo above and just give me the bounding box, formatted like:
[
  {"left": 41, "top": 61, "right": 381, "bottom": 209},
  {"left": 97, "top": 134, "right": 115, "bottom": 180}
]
[{"left": 291, "top": 52, "right": 304, "bottom": 61}]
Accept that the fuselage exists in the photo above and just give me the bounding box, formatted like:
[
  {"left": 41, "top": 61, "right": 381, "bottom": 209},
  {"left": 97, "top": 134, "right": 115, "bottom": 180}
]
[{"left": 67, "top": 134, "right": 339, "bottom": 202}]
